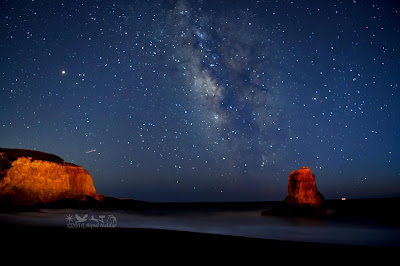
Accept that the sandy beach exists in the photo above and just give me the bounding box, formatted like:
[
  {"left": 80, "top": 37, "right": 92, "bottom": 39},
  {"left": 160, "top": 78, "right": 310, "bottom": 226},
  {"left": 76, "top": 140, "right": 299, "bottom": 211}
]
[
  {"left": 0, "top": 224, "right": 397, "bottom": 261},
  {"left": 1, "top": 199, "right": 399, "bottom": 261}
]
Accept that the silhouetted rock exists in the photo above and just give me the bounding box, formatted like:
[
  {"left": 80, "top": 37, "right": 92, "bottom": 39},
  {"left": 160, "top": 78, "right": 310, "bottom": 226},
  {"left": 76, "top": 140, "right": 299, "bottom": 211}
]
[
  {"left": 0, "top": 148, "right": 103, "bottom": 205},
  {"left": 284, "top": 167, "right": 325, "bottom": 208},
  {"left": 101, "top": 196, "right": 150, "bottom": 210}
]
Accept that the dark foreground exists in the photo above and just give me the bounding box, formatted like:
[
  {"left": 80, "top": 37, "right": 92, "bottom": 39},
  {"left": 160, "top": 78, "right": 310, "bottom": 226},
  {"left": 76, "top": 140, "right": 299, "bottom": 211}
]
[
  {"left": 1, "top": 198, "right": 399, "bottom": 260},
  {"left": 0, "top": 223, "right": 397, "bottom": 261}
]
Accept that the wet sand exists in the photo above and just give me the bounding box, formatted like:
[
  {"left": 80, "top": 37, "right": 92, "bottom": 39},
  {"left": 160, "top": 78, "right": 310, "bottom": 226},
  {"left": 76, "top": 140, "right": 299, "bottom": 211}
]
[
  {"left": 1, "top": 198, "right": 399, "bottom": 261},
  {"left": 0, "top": 223, "right": 397, "bottom": 261}
]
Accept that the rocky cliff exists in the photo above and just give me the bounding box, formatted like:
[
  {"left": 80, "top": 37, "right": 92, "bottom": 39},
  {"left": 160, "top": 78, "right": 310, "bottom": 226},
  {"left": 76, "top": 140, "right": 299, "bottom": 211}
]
[
  {"left": 284, "top": 166, "right": 325, "bottom": 208},
  {"left": 0, "top": 148, "right": 102, "bottom": 205}
]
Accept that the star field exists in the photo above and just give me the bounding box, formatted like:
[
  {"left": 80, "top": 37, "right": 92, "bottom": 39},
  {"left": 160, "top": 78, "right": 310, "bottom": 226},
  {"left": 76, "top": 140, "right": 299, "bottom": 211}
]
[{"left": 1, "top": 0, "right": 399, "bottom": 201}]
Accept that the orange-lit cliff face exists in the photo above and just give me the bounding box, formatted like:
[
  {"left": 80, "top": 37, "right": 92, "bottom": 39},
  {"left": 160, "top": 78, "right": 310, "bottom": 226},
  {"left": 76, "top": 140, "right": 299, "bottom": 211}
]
[
  {"left": 0, "top": 148, "right": 102, "bottom": 205},
  {"left": 284, "top": 167, "right": 325, "bottom": 208}
]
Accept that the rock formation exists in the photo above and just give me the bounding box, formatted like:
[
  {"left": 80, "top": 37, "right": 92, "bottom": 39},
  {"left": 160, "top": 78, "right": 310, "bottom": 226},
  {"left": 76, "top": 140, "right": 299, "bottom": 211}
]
[
  {"left": 0, "top": 148, "right": 103, "bottom": 205},
  {"left": 284, "top": 166, "right": 325, "bottom": 208}
]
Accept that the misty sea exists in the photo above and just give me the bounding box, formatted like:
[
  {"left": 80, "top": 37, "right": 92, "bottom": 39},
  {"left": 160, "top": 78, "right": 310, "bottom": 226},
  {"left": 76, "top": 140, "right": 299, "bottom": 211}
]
[{"left": 1, "top": 202, "right": 399, "bottom": 247}]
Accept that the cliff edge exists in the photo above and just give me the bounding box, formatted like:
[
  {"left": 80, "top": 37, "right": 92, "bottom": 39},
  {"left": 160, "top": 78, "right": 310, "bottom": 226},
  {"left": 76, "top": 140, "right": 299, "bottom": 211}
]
[{"left": 0, "top": 148, "right": 103, "bottom": 205}]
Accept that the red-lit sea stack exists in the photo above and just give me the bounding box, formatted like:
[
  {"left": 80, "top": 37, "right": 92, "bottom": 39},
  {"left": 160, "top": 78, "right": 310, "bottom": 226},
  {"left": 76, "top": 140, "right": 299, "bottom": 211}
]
[{"left": 284, "top": 166, "right": 325, "bottom": 208}]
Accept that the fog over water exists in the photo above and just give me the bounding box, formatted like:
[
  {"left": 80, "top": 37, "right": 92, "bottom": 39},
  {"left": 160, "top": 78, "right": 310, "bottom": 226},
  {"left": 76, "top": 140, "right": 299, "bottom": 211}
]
[{"left": 1, "top": 206, "right": 399, "bottom": 247}]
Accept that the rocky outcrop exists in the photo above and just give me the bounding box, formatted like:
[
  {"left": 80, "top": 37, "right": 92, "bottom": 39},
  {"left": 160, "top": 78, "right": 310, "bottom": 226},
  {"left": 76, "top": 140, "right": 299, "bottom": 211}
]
[
  {"left": 261, "top": 167, "right": 325, "bottom": 217},
  {"left": 284, "top": 167, "right": 325, "bottom": 208},
  {"left": 0, "top": 148, "right": 103, "bottom": 205}
]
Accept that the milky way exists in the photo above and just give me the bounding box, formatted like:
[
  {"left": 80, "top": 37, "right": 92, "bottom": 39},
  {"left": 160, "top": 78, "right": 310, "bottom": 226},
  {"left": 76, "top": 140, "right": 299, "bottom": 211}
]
[
  {"left": 1, "top": 0, "right": 399, "bottom": 201},
  {"left": 166, "top": 1, "right": 290, "bottom": 173}
]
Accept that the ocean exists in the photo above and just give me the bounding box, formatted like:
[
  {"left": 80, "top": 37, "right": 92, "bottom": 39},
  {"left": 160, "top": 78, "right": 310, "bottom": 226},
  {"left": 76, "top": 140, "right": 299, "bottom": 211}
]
[{"left": 1, "top": 201, "right": 399, "bottom": 247}]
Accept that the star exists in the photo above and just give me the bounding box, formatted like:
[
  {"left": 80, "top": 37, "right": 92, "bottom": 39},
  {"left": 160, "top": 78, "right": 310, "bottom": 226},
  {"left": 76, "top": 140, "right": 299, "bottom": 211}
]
[{"left": 1, "top": 0, "right": 398, "bottom": 202}]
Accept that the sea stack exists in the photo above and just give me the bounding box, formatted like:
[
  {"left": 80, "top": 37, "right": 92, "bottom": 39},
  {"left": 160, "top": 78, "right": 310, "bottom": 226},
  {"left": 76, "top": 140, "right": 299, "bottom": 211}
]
[
  {"left": 284, "top": 166, "right": 325, "bottom": 208},
  {"left": 0, "top": 148, "right": 103, "bottom": 205}
]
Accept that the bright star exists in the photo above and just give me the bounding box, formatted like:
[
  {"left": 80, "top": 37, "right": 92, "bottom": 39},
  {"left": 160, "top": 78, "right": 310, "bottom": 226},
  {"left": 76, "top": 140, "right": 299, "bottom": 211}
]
[{"left": 61, "top": 70, "right": 66, "bottom": 74}]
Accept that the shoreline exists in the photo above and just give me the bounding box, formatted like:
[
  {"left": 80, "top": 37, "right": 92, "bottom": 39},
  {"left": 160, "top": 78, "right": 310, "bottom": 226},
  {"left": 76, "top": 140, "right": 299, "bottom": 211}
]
[
  {"left": 1, "top": 221, "right": 398, "bottom": 263},
  {"left": 1, "top": 224, "right": 398, "bottom": 252},
  {"left": 1, "top": 198, "right": 400, "bottom": 259}
]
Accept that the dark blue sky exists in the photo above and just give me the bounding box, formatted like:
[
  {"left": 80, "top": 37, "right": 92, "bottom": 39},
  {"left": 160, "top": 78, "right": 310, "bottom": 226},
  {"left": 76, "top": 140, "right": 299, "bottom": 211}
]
[{"left": 1, "top": 0, "right": 399, "bottom": 201}]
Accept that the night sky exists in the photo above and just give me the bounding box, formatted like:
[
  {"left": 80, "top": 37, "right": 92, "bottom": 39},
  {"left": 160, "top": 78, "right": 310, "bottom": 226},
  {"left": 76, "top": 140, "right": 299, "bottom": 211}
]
[{"left": 1, "top": 0, "right": 399, "bottom": 202}]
